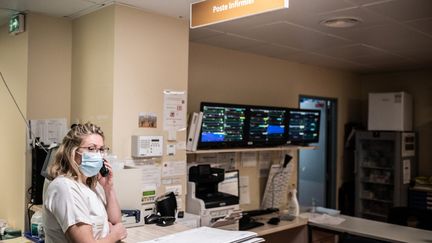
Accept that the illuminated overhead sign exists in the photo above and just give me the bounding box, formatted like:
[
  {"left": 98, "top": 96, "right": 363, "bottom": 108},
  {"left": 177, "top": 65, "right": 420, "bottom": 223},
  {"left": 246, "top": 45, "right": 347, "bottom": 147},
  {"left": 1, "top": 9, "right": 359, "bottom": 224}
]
[
  {"left": 191, "top": 0, "right": 289, "bottom": 29},
  {"left": 9, "top": 13, "right": 25, "bottom": 35}
]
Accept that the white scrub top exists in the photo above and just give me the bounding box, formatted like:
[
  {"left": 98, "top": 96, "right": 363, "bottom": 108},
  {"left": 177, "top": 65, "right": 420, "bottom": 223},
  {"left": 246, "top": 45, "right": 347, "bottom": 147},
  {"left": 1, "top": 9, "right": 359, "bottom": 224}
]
[{"left": 43, "top": 176, "right": 109, "bottom": 243}]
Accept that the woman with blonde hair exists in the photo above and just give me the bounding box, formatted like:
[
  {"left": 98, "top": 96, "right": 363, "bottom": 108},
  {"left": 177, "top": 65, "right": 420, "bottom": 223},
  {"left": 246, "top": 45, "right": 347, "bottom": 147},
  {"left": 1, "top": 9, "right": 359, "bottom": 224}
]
[{"left": 43, "top": 122, "right": 127, "bottom": 243}]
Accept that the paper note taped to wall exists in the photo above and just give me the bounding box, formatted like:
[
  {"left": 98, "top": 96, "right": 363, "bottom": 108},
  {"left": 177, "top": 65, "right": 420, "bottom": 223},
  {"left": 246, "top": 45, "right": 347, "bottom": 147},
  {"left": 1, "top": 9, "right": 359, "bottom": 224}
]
[
  {"left": 259, "top": 151, "right": 272, "bottom": 177},
  {"left": 241, "top": 152, "right": 257, "bottom": 167},
  {"left": 163, "top": 90, "right": 187, "bottom": 131},
  {"left": 162, "top": 160, "right": 186, "bottom": 177},
  {"left": 30, "top": 118, "right": 67, "bottom": 145},
  {"left": 239, "top": 176, "right": 251, "bottom": 204}
]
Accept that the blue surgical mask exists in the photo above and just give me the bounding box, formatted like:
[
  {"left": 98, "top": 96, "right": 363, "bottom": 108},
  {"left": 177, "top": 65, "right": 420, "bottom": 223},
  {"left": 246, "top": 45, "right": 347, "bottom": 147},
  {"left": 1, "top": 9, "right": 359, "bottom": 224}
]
[{"left": 79, "top": 152, "right": 103, "bottom": 177}]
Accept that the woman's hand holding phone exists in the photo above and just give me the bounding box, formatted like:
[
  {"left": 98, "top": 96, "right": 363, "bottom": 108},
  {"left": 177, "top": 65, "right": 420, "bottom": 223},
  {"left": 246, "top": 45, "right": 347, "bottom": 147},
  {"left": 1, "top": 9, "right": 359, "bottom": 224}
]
[{"left": 100, "top": 161, "right": 109, "bottom": 177}]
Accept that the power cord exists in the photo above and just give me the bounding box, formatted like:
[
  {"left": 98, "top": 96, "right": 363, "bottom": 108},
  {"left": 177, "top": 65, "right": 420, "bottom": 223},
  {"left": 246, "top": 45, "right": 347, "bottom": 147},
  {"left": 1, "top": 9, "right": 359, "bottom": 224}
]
[
  {"left": 0, "top": 72, "right": 47, "bottom": 153},
  {"left": 27, "top": 202, "right": 34, "bottom": 232},
  {"left": 1, "top": 71, "right": 51, "bottom": 234}
]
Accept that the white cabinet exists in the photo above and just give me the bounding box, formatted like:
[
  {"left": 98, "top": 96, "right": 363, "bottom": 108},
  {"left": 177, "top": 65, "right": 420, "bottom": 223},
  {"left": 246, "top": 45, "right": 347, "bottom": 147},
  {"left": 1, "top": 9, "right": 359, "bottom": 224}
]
[{"left": 368, "top": 92, "right": 412, "bottom": 131}]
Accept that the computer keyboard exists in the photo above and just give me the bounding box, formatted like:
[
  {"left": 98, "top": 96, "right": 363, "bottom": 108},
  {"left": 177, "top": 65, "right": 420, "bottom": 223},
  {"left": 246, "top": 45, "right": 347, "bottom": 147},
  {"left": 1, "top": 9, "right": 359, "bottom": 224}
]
[
  {"left": 243, "top": 208, "right": 279, "bottom": 217},
  {"left": 239, "top": 215, "right": 265, "bottom": 230},
  {"left": 239, "top": 220, "right": 264, "bottom": 230},
  {"left": 239, "top": 208, "right": 280, "bottom": 231}
]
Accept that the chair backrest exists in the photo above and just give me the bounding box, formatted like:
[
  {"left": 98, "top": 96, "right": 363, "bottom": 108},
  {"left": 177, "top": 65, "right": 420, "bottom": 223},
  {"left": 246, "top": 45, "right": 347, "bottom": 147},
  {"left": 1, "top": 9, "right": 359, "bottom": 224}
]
[
  {"left": 388, "top": 206, "right": 432, "bottom": 230},
  {"left": 387, "top": 207, "right": 410, "bottom": 226}
]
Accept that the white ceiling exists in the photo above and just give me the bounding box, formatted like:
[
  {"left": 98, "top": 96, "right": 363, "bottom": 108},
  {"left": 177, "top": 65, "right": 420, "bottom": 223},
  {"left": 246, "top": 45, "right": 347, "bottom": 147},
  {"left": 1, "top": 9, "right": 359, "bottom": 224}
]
[{"left": 1, "top": 0, "right": 431, "bottom": 74}]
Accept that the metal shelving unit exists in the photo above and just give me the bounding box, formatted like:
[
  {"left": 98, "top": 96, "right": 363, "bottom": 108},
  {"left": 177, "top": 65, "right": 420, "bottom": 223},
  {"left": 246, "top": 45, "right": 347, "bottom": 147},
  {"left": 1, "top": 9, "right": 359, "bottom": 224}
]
[{"left": 355, "top": 131, "right": 416, "bottom": 222}]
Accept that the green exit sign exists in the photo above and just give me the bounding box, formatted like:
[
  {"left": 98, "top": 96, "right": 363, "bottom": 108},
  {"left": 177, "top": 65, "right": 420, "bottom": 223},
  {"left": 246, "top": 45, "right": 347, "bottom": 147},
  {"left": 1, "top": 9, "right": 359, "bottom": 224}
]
[{"left": 9, "top": 13, "right": 25, "bottom": 35}]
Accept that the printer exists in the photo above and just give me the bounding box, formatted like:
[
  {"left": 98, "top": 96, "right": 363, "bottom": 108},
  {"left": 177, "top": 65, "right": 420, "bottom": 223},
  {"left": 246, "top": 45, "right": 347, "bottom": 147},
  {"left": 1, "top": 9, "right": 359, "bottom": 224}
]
[{"left": 186, "top": 164, "right": 241, "bottom": 230}]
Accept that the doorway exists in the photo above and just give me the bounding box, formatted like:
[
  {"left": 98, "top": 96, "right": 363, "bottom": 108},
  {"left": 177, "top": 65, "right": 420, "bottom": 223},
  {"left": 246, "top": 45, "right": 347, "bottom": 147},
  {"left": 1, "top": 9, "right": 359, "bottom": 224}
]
[{"left": 298, "top": 96, "right": 337, "bottom": 208}]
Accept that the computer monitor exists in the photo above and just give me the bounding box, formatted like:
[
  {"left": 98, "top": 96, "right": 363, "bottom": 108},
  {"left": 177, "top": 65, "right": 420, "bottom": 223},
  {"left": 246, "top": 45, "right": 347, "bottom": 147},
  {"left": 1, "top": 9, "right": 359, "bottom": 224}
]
[
  {"left": 287, "top": 108, "right": 321, "bottom": 145},
  {"left": 247, "top": 106, "right": 287, "bottom": 147},
  {"left": 218, "top": 170, "right": 240, "bottom": 197},
  {"left": 198, "top": 102, "right": 247, "bottom": 149}
]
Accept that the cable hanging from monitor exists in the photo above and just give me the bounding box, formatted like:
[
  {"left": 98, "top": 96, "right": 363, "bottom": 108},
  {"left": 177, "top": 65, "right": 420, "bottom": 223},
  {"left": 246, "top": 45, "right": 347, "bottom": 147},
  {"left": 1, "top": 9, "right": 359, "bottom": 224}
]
[{"left": 0, "top": 71, "right": 47, "bottom": 152}]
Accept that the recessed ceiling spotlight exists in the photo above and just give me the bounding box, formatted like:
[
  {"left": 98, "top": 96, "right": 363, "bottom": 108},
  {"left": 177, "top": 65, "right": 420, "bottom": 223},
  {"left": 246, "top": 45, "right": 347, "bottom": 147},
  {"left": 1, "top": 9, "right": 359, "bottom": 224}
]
[{"left": 320, "top": 17, "right": 362, "bottom": 28}]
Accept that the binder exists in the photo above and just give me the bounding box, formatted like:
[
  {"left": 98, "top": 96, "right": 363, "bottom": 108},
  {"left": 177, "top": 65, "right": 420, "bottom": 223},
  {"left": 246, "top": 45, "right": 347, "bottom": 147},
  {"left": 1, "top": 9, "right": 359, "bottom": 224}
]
[
  {"left": 191, "top": 112, "right": 203, "bottom": 151},
  {"left": 186, "top": 112, "right": 199, "bottom": 151}
]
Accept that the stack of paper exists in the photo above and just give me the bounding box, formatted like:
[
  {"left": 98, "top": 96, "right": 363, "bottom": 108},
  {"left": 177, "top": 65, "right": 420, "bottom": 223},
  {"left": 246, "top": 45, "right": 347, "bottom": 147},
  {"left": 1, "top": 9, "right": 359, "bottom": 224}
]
[
  {"left": 138, "top": 226, "right": 264, "bottom": 243},
  {"left": 308, "top": 214, "right": 345, "bottom": 225},
  {"left": 186, "top": 112, "right": 203, "bottom": 151}
]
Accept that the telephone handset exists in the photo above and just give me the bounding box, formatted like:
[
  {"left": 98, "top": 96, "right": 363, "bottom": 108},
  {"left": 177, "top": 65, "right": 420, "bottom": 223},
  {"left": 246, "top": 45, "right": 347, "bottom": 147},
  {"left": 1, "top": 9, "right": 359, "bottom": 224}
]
[{"left": 100, "top": 159, "right": 109, "bottom": 177}]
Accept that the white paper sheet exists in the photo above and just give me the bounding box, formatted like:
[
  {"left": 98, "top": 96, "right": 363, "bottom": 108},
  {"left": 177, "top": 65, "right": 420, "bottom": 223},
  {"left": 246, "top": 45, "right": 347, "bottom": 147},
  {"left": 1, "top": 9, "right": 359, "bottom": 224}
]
[
  {"left": 163, "top": 90, "right": 187, "bottom": 131},
  {"left": 196, "top": 153, "right": 218, "bottom": 164},
  {"left": 239, "top": 176, "right": 250, "bottom": 204},
  {"left": 165, "top": 184, "right": 182, "bottom": 196},
  {"left": 30, "top": 118, "right": 67, "bottom": 145},
  {"left": 242, "top": 238, "right": 265, "bottom": 243},
  {"left": 241, "top": 152, "right": 257, "bottom": 168},
  {"left": 138, "top": 226, "right": 257, "bottom": 243},
  {"left": 258, "top": 151, "right": 272, "bottom": 177},
  {"left": 308, "top": 213, "right": 346, "bottom": 225},
  {"left": 126, "top": 160, "right": 162, "bottom": 187},
  {"left": 161, "top": 178, "right": 182, "bottom": 185},
  {"left": 176, "top": 141, "right": 186, "bottom": 150},
  {"left": 162, "top": 160, "right": 186, "bottom": 177},
  {"left": 218, "top": 152, "right": 236, "bottom": 164}
]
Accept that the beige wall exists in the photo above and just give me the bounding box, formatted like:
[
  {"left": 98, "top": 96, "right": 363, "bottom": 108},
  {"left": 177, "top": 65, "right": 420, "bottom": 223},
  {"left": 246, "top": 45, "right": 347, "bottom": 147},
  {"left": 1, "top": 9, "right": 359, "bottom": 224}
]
[
  {"left": 72, "top": 3, "right": 189, "bottom": 161},
  {"left": 71, "top": 6, "right": 115, "bottom": 147},
  {"left": 188, "top": 43, "right": 362, "bottom": 208},
  {"left": 0, "top": 13, "right": 72, "bottom": 230},
  {"left": 27, "top": 14, "right": 72, "bottom": 121},
  {"left": 112, "top": 5, "right": 189, "bottom": 159},
  {"left": 112, "top": 5, "right": 189, "bottom": 208},
  {"left": 25, "top": 14, "right": 72, "bottom": 215},
  {"left": 0, "top": 25, "right": 28, "bottom": 230},
  {"left": 360, "top": 70, "right": 432, "bottom": 175},
  {"left": 71, "top": 4, "right": 189, "bottom": 208}
]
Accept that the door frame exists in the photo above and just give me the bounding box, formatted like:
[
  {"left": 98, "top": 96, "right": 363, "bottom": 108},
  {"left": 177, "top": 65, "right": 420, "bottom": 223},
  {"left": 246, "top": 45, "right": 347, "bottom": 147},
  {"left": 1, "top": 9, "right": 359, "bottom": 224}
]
[{"left": 298, "top": 95, "right": 338, "bottom": 208}]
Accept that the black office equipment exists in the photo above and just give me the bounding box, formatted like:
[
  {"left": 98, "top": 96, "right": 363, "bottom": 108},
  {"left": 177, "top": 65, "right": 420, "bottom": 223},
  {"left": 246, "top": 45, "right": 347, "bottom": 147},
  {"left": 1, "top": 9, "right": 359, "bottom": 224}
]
[
  {"left": 31, "top": 143, "right": 48, "bottom": 204},
  {"left": 197, "top": 102, "right": 322, "bottom": 148},
  {"left": 156, "top": 192, "right": 177, "bottom": 217},
  {"left": 187, "top": 164, "right": 241, "bottom": 228},
  {"left": 121, "top": 209, "right": 141, "bottom": 223},
  {"left": 287, "top": 108, "right": 321, "bottom": 145},
  {"left": 198, "top": 102, "right": 290, "bottom": 149},
  {"left": 40, "top": 144, "right": 59, "bottom": 179},
  {"left": 246, "top": 105, "right": 287, "bottom": 147},
  {"left": 188, "top": 164, "right": 239, "bottom": 208},
  {"left": 267, "top": 217, "right": 280, "bottom": 225},
  {"left": 144, "top": 214, "right": 160, "bottom": 224},
  {"left": 156, "top": 216, "right": 176, "bottom": 227},
  {"left": 239, "top": 208, "right": 279, "bottom": 230},
  {"left": 198, "top": 102, "right": 247, "bottom": 149},
  {"left": 239, "top": 215, "right": 264, "bottom": 230},
  {"left": 218, "top": 170, "right": 240, "bottom": 197},
  {"left": 242, "top": 208, "right": 279, "bottom": 217},
  {"left": 144, "top": 214, "right": 175, "bottom": 227}
]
